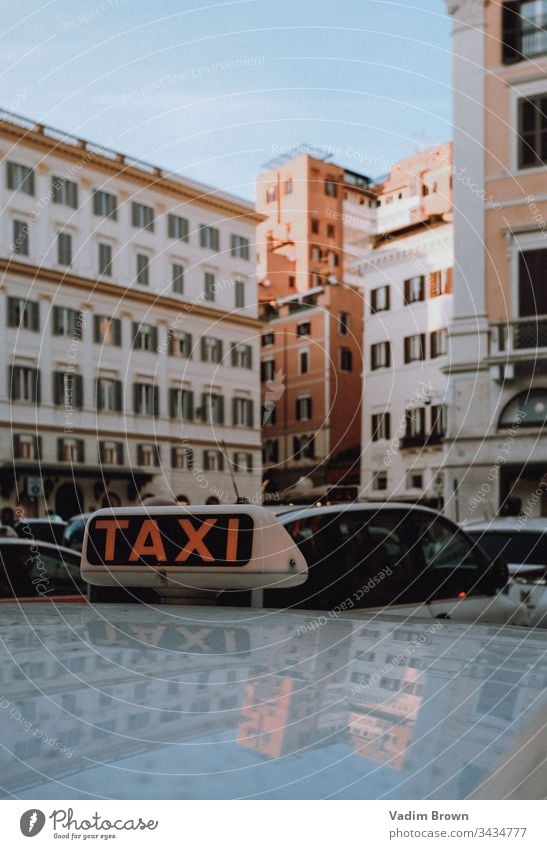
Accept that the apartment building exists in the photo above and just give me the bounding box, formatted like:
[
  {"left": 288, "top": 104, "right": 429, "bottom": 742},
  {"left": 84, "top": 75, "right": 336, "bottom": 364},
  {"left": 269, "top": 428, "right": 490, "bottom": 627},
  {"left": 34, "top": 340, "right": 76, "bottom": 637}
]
[
  {"left": 444, "top": 1, "right": 547, "bottom": 520},
  {"left": 257, "top": 151, "right": 369, "bottom": 495},
  {"left": 359, "top": 146, "right": 453, "bottom": 505},
  {"left": 0, "top": 110, "right": 262, "bottom": 517}
]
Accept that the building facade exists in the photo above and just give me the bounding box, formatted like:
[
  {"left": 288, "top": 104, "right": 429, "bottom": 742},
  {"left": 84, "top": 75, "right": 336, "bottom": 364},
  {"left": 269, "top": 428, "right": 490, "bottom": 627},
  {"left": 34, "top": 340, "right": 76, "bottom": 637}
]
[
  {"left": 0, "top": 110, "right": 262, "bottom": 517},
  {"left": 444, "top": 0, "right": 547, "bottom": 521},
  {"left": 257, "top": 152, "right": 369, "bottom": 496},
  {"left": 359, "top": 147, "right": 453, "bottom": 506}
]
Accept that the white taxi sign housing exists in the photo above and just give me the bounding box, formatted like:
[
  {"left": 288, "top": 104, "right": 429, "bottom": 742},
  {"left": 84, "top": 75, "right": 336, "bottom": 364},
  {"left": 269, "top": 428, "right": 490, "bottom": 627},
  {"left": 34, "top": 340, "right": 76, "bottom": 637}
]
[{"left": 81, "top": 505, "right": 308, "bottom": 591}]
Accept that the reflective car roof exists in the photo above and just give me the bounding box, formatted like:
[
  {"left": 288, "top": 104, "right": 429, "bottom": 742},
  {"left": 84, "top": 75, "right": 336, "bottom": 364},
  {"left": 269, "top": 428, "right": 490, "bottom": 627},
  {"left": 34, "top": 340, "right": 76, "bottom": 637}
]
[
  {"left": 0, "top": 604, "right": 545, "bottom": 800},
  {"left": 464, "top": 518, "right": 547, "bottom": 534}
]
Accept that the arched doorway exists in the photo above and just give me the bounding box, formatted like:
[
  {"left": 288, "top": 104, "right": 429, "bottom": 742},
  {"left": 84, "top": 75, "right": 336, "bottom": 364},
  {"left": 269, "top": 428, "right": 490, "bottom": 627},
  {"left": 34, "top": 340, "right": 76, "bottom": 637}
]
[{"left": 55, "top": 482, "right": 84, "bottom": 520}]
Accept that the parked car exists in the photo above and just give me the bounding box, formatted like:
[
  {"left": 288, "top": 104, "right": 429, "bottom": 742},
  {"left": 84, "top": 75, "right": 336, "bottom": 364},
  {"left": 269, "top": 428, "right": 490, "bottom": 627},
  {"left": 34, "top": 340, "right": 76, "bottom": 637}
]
[
  {"left": 219, "top": 503, "right": 520, "bottom": 624},
  {"left": 0, "top": 503, "right": 545, "bottom": 800},
  {"left": 0, "top": 538, "right": 86, "bottom": 602},
  {"left": 62, "top": 512, "right": 91, "bottom": 551},
  {"left": 14, "top": 517, "right": 67, "bottom": 545},
  {"left": 465, "top": 518, "right": 547, "bottom": 627}
]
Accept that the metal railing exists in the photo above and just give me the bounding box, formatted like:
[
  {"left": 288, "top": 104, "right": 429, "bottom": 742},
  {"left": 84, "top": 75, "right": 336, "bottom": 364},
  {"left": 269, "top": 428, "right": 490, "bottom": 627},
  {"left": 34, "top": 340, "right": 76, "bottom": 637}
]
[{"left": 490, "top": 317, "right": 547, "bottom": 356}]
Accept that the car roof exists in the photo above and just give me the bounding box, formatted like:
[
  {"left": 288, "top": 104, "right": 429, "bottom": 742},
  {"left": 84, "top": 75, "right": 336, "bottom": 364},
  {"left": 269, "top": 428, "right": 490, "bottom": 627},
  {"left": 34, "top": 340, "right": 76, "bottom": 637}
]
[
  {"left": 279, "top": 501, "right": 444, "bottom": 522},
  {"left": 464, "top": 517, "right": 547, "bottom": 534},
  {"left": 1, "top": 603, "right": 544, "bottom": 800},
  {"left": 0, "top": 539, "right": 80, "bottom": 556}
]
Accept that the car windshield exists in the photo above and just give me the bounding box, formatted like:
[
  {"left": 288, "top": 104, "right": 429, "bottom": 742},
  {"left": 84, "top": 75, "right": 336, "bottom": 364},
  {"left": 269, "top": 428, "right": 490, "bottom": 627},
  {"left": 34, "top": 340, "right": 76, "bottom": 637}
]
[{"left": 467, "top": 530, "right": 547, "bottom": 565}]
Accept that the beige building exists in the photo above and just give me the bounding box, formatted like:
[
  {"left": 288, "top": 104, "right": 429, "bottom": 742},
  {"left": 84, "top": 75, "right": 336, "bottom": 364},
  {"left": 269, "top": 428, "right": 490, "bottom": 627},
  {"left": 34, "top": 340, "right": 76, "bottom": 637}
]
[
  {"left": 0, "top": 110, "right": 262, "bottom": 516},
  {"left": 444, "top": 1, "right": 547, "bottom": 521}
]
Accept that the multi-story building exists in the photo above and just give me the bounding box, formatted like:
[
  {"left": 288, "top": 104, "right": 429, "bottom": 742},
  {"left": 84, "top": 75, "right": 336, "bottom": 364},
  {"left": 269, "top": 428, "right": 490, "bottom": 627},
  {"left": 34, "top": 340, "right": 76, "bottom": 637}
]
[
  {"left": 359, "top": 146, "right": 453, "bottom": 506},
  {"left": 257, "top": 151, "right": 370, "bottom": 495},
  {"left": 444, "top": 1, "right": 547, "bottom": 521},
  {"left": 0, "top": 110, "right": 263, "bottom": 517}
]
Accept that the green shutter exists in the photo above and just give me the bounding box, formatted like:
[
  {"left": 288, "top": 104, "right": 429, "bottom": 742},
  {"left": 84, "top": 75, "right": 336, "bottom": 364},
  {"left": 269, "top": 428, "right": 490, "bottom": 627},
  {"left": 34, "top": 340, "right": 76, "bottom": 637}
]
[
  {"left": 77, "top": 439, "right": 85, "bottom": 462},
  {"left": 153, "top": 386, "right": 159, "bottom": 417},
  {"left": 133, "top": 384, "right": 139, "bottom": 413},
  {"left": 35, "top": 369, "right": 41, "bottom": 404},
  {"left": 247, "top": 401, "right": 254, "bottom": 429},
  {"left": 152, "top": 327, "right": 158, "bottom": 351},
  {"left": 57, "top": 438, "right": 64, "bottom": 461},
  {"left": 116, "top": 443, "right": 124, "bottom": 465},
  {"left": 169, "top": 388, "right": 177, "bottom": 419},
  {"left": 75, "top": 374, "right": 83, "bottom": 408},
  {"left": 114, "top": 380, "right": 122, "bottom": 412}
]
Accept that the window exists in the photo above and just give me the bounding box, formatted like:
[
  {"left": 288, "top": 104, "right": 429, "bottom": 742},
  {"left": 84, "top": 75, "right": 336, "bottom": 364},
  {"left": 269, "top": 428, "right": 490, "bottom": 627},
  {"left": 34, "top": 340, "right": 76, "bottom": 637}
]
[
  {"left": 6, "top": 161, "right": 34, "bottom": 195},
  {"left": 99, "top": 441, "right": 124, "bottom": 465},
  {"left": 171, "top": 446, "right": 194, "bottom": 469},
  {"left": 340, "top": 347, "right": 352, "bottom": 372},
  {"left": 231, "top": 343, "right": 252, "bottom": 369},
  {"left": 518, "top": 93, "right": 547, "bottom": 169},
  {"left": 233, "top": 452, "right": 253, "bottom": 473},
  {"left": 430, "top": 405, "right": 446, "bottom": 438},
  {"left": 296, "top": 396, "right": 312, "bottom": 421},
  {"left": 168, "top": 331, "right": 192, "bottom": 358},
  {"left": 502, "top": 0, "right": 547, "bottom": 63},
  {"left": 325, "top": 178, "right": 338, "bottom": 197},
  {"left": 293, "top": 434, "right": 315, "bottom": 460},
  {"left": 57, "top": 232, "right": 72, "bottom": 266},
  {"left": 311, "top": 244, "right": 322, "bottom": 262},
  {"left": 7, "top": 298, "right": 39, "bottom": 331},
  {"left": 299, "top": 349, "right": 309, "bottom": 374},
  {"left": 519, "top": 247, "right": 547, "bottom": 316},
  {"left": 262, "top": 331, "right": 274, "bottom": 346},
  {"left": 499, "top": 388, "right": 547, "bottom": 428},
  {"left": 172, "top": 263, "right": 184, "bottom": 294},
  {"left": 339, "top": 312, "right": 349, "bottom": 335},
  {"left": 203, "top": 450, "right": 224, "bottom": 471},
  {"left": 429, "top": 268, "right": 452, "bottom": 297},
  {"left": 266, "top": 187, "right": 277, "bottom": 203},
  {"left": 371, "top": 341, "right": 391, "bottom": 370},
  {"left": 201, "top": 336, "right": 223, "bottom": 363},
  {"left": 98, "top": 242, "right": 112, "bottom": 276},
  {"left": 137, "top": 443, "right": 160, "bottom": 466},
  {"left": 327, "top": 251, "right": 339, "bottom": 267},
  {"left": 404, "top": 275, "right": 425, "bottom": 304},
  {"left": 12, "top": 220, "right": 29, "bottom": 256},
  {"left": 232, "top": 397, "right": 254, "bottom": 427},
  {"left": 407, "top": 470, "right": 424, "bottom": 490},
  {"left": 234, "top": 280, "right": 245, "bottom": 308},
  {"left": 9, "top": 366, "right": 40, "bottom": 402},
  {"left": 404, "top": 334, "right": 426, "bottom": 363},
  {"left": 297, "top": 321, "right": 311, "bottom": 337},
  {"left": 132, "top": 323, "right": 158, "bottom": 352},
  {"left": 262, "top": 401, "right": 277, "bottom": 425},
  {"left": 204, "top": 271, "right": 215, "bottom": 301},
  {"left": 52, "top": 176, "right": 78, "bottom": 208},
  {"left": 284, "top": 178, "right": 293, "bottom": 195},
  {"left": 13, "top": 434, "right": 40, "bottom": 460},
  {"left": 372, "top": 471, "right": 388, "bottom": 491},
  {"left": 94, "top": 315, "right": 121, "bottom": 346},
  {"left": 261, "top": 358, "right": 275, "bottom": 382},
  {"left": 371, "top": 412, "right": 391, "bottom": 441},
  {"left": 93, "top": 190, "right": 117, "bottom": 220},
  {"left": 169, "top": 388, "right": 194, "bottom": 420},
  {"left": 132, "top": 202, "right": 154, "bottom": 231},
  {"left": 57, "top": 437, "right": 85, "bottom": 463},
  {"left": 136, "top": 254, "right": 149, "bottom": 286},
  {"left": 53, "top": 371, "right": 83, "bottom": 408},
  {"left": 311, "top": 219, "right": 320, "bottom": 235},
  {"left": 133, "top": 383, "right": 159, "bottom": 416},
  {"left": 370, "top": 286, "right": 390, "bottom": 313},
  {"left": 168, "top": 213, "right": 189, "bottom": 241},
  {"left": 201, "top": 392, "right": 225, "bottom": 424},
  {"left": 199, "top": 225, "right": 220, "bottom": 251},
  {"left": 430, "top": 328, "right": 448, "bottom": 358},
  {"left": 53, "top": 307, "right": 82, "bottom": 338},
  {"left": 231, "top": 235, "right": 250, "bottom": 260},
  {"left": 327, "top": 224, "right": 336, "bottom": 238},
  {"left": 404, "top": 407, "right": 426, "bottom": 439},
  {"left": 263, "top": 439, "right": 279, "bottom": 462},
  {"left": 96, "top": 378, "right": 122, "bottom": 412}
]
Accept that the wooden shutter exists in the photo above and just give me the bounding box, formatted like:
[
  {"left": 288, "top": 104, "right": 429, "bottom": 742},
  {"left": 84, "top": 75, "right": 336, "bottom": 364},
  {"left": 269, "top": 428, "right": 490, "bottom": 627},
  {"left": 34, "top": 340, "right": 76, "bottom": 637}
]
[
  {"left": 57, "top": 438, "right": 64, "bottom": 461},
  {"left": 133, "top": 384, "right": 140, "bottom": 414},
  {"left": 74, "top": 374, "right": 83, "bottom": 408},
  {"left": 13, "top": 434, "right": 20, "bottom": 458},
  {"left": 77, "top": 439, "right": 85, "bottom": 462},
  {"left": 153, "top": 386, "right": 159, "bottom": 417},
  {"left": 34, "top": 369, "right": 41, "bottom": 404},
  {"left": 30, "top": 301, "right": 39, "bottom": 331},
  {"left": 116, "top": 443, "right": 124, "bottom": 465},
  {"left": 151, "top": 326, "right": 158, "bottom": 351},
  {"left": 137, "top": 444, "right": 144, "bottom": 465},
  {"left": 169, "top": 389, "right": 177, "bottom": 419},
  {"left": 246, "top": 401, "right": 254, "bottom": 428},
  {"left": 404, "top": 338, "right": 410, "bottom": 364}
]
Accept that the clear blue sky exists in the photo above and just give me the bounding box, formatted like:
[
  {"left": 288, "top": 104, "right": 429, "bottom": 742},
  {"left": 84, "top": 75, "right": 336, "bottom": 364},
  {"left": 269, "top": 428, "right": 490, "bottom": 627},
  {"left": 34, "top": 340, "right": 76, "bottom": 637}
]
[{"left": 0, "top": 0, "right": 452, "bottom": 200}]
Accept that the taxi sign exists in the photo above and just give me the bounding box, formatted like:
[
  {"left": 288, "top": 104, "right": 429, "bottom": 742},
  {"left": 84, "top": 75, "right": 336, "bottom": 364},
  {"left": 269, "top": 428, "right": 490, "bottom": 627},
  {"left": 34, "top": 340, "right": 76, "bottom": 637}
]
[{"left": 81, "top": 505, "right": 308, "bottom": 591}]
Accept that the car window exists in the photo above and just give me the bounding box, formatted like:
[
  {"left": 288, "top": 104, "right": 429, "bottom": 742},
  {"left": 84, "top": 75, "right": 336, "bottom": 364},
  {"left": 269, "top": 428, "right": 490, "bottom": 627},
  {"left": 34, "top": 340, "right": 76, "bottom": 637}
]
[
  {"left": 0, "top": 544, "right": 85, "bottom": 599},
  {"left": 466, "top": 531, "right": 547, "bottom": 566},
  {"left": 409, "top": 514, "right": 486, "bottom": 600}
]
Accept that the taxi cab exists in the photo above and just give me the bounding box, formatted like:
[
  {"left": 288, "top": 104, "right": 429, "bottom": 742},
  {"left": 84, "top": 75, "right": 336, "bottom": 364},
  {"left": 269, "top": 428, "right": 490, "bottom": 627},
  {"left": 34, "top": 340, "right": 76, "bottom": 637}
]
[{"left": 0, "top": 504, "right": 545, "bottom": 800}]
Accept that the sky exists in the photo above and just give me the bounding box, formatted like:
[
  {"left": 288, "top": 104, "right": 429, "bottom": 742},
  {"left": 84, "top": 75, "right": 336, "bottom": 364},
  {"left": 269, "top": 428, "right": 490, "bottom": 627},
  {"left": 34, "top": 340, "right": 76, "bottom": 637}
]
[{"left": 0, "top": 0, "right": 453, "bottom": 200}]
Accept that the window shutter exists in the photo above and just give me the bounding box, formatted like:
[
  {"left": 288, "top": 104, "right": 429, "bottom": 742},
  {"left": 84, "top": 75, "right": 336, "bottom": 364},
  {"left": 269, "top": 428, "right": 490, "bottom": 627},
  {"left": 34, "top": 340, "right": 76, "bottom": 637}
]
[
  {"left": 132, "top": 322, "right": 139, "bottom": 346},
  {"left": 404, "top": 338, "right": 409, "bottom": 364},
  {"left": 167, "top": 333, "right": 174, "bottom": 356},
  {"left": 53, "top": 306, "right": 60, "bottom": 335},
  {"left": 200, "top": 337, "right": 206, "bottom": 360},
  {"left": 77, "top": 439, "right": 85, "bottom": 462},
  {"left": 420, "top": 334, "right": 426, "bottom": 359},
  {"left": 137, "top": 444, "right": 143, "bottom": 465},
  {"left": 232, "top": 397, "right": 238, "bottom": 426},
  {"left": 218, "top": 451, "right": 224, "bottom": 472},
  {"left": 133, "top": 384, "right": 139, "bottom": 414},
  {"left": 114, "top": 380, "right": 122, "bottom": 412},
  {"left": 112, "top": 318, "right": 121, "bottom": 346},
  {"left": 93, "top": 315, "right": 101, "bottom": 343},
  {"left": 7, "top": 365, "right": 14, "bottom": 400},
  {"left": 169, "top": 389, "right": 177, "bottom": 419},
  {"left": 247, "top": 346, "right": 253, "bottom": 369},
  {"left": 96, "top": 378, "right": 103, "bottom": 412},
  {"left": 217, "top": 340, "right": 223, "bottom": 362},
  {"left": 152, "top": 326, "right": 158, "bottom": 351},
  {"left": 13, "top": 434, "right": 20, "bottom": 458},
  {"left": 371, "top": 346, "right": 377, "bottom": 370},
  {"left": 386, "top": 287, "right": 390, "bottom": 310},
  {"left": 231, "top": 344, "right": 237, "bottom": 367},
  {"left": 35, "top": 369, "right": 41, "bottom": 404},
  {"left": 186, "top": 391, "right": 194, "bottom": 420},
  {"left": 445, "top": 267, "right": 453, "bottom": 294},
  {"left": 419, "top": 276, "right": 425, "bottom": 300},
  {"left": 76, "top": 374, "right": 84, "bottom": 408},
  {"left": 153, "top": 386, "right": 159, "bottom": 417},
  {"left": 404, "top": 280, "right": 409, "bottom": 304},
  {"left": 246, "top": 401, "right": 254, "bottom": 428},
  {"left": 35, "top": 435, "right": 42, "bottom": 460},
  {"left": 200, "top": 392, "right": 207, "bottom": 421},
  {"left": 57, "top": 438, "right": 64, "bottom": 461},
  {"left": 31, "top": 301, "right": 39, "bottom": 331},
  {"left": 116, "top": 442, "right": 124, "bottom": 465},
  {"left": 502, "top": 2, "right": 520, "bottom": 63},
  {"left": 154, "top": 445, "right": 161, "bottom": 466}
]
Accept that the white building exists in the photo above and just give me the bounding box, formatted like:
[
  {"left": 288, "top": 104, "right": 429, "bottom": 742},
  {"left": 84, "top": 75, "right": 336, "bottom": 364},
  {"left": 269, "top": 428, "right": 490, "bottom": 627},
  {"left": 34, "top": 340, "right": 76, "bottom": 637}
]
[
  {"left": 357, "top": 147, "right": 453, "bottom": 506},
  {"left": 0, "top": 110, "right": 263, "bottom": 517}
]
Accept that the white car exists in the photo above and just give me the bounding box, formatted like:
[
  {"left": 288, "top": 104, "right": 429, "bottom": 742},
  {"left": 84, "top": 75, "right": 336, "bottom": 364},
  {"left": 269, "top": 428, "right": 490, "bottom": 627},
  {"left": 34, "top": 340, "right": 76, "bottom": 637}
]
[
  {"left": 0, "top": 505, "right": 545, "bottom": 801},
  {"left": 465, "top": 518, "right": 547, "bottom": 628}
]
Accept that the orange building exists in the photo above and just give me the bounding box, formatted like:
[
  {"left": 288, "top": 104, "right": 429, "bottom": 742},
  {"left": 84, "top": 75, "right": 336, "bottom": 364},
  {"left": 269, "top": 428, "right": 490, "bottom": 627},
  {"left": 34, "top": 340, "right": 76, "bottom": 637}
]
[{"left": 257, "top": 151, "right": 372, "bottom": 495}]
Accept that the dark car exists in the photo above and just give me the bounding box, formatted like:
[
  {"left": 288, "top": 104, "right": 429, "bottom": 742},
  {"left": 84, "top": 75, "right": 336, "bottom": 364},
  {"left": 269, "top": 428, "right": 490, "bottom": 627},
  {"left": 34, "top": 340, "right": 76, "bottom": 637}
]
[
  {"left": 62, "top": 513, "right": 91, "bottom": 551},
  {"left": 0, "top": 539, "right": 86, "bottom": 602},
  {"left": 14, "top": 517, "right": 67, "bottom": 545}
]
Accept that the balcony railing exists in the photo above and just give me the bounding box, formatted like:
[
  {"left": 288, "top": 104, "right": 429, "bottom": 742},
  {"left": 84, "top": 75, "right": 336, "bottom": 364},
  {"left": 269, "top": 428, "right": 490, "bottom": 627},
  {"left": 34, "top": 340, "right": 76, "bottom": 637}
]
[
  {"left": 399, "top": 433, "right": 444, "bottom": 450},
  {"left": 490, "top": 317, "right": 547, "bottom": 357}
]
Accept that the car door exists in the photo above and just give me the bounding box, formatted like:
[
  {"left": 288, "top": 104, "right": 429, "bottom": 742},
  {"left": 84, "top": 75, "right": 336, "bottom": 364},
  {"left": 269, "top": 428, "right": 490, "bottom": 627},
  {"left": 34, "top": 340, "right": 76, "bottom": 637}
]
[{"left": 403, "top": 512, "right": 515, "bottom": 623}]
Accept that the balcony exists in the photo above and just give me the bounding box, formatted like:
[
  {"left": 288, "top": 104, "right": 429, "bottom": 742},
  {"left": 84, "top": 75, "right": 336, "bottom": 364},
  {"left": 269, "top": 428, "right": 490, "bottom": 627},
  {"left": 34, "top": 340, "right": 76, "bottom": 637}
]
[
  {"left": 489, "top": 317, "right": 547, "bottom": 360},
  {"left": 399, "top": 433, "right": 444, "bottom": 450}
]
